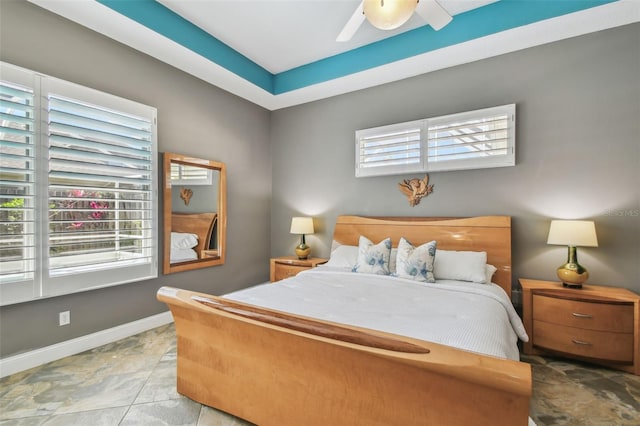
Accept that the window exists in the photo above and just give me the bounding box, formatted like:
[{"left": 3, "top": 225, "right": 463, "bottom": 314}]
[
  {"left": 355, "top": 104, "right": 515, "bottom": 177},
  {"left": 356, "top": 120, "right": 424, "bottom": 177},
  {"left": 0, "top": 62, "right": 157, "bottom": 305},
  {"left": 170, "top": 162, "right": 213, "bottom": 186}
]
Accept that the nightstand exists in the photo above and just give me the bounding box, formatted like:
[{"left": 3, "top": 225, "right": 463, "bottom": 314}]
[
  {"left": 520, "top": 278, "right": 640, "bottom": 375},
  {"left": 270, "top": 256, "right": 328, "bottom": 282}
]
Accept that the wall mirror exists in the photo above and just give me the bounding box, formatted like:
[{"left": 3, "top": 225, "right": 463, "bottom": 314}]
[{"left": 163, "top": 152, "right": 226, "bottom": 274}]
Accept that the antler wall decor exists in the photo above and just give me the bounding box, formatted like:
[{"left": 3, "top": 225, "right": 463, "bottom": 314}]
[
  {"left": 180, "top": 188, "right": 193, "bottom": 206},
  {"left": 398, "top": 175, "right": 434, "bottom": 207}
]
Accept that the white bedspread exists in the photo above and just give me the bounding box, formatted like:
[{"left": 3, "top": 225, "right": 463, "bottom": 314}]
[{"left": 225, "top": 266, "right": 529, "bottom": 361}]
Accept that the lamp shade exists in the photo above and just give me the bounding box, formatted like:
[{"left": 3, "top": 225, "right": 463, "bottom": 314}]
[
  {"left": 363, "top": 0, "right": 417, "bottom": 30},
  {"left": 290, "top": 217, "right": 314, "bottom": 235},
  {"left": 547, "top": 220, "right": 598, "bottom": 247}
]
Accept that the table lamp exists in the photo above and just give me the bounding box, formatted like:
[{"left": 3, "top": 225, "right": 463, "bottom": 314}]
[
  {"left": 547, "top": 220, "right": 598, "bottom": 288},
  {"left": 290, "top": 217, "right": 314, "bottom": 259}
]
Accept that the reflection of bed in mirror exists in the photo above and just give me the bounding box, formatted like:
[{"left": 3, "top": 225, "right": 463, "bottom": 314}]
[
  {"left": 163, "top": 152, "right": 227, "bottom": 274},
  {"left": 170, "top": 212, "right": 217, "bottom": 264}
]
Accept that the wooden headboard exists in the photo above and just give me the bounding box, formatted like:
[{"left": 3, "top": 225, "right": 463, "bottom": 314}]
[
  {"left": 333, "top": 215, "right": 512, "bottom": 296},
  {"left": 171, "top": 212, "right": 217, "bottom": 256}
]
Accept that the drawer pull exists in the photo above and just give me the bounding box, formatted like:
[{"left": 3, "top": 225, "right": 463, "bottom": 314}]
[
  {"left": 571, "top": 312, "right": 593, "bottom": 319},
  {"left": 571, "top": 339, "right": 592, "bottom": 346}
]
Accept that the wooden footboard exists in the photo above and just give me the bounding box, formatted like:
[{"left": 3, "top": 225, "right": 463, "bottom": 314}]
[{"left": 158, "top": 286, "right": 532, "bottom": 426}]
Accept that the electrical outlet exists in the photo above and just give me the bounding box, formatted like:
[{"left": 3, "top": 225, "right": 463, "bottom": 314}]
[{"left": 59, "top": 311, "right": 70, "bottom": 326}]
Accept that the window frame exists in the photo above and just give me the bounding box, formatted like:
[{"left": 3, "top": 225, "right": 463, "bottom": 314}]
[
  {"left": 0, "top": 62, "right": 158, "bottom": 306},
  {"left": 355, "top": 104, "right": 516, "bottom": 177}
]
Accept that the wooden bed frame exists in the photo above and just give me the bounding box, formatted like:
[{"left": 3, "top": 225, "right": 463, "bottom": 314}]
[{"left": 157, "top": 215, "right": 531, "bottom": 425}]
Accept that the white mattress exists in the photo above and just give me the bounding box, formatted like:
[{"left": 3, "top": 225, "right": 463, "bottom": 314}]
[{"left": 225, "top": 266, "right": 529, "bottom": 361}]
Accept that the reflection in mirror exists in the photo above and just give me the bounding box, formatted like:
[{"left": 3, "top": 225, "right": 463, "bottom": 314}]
[{"left": 163, "top": 153, "right": 226, "bottom": 274}]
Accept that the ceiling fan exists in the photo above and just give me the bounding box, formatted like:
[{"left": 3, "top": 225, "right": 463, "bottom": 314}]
[{"left": 337, "top": 0, "right": 452, "bottom": 42}]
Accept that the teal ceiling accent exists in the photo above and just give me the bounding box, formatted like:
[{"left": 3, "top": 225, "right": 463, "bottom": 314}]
[
  {"left": 96, "top": 0, "right": 274, "bottom": 92},
  {"left": 98, "top": 0, "right": 616, "bottom": 95},
  {"left": 274, "top": 0, "right": 616, "bottom": 94}
]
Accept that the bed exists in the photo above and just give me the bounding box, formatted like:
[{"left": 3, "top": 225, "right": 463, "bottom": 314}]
[
  {"left": 157, "top": 215, "right": 532, "bottom": 425},
  {"left": 169, "top": 212, "right": 217, "bottom": 263}
]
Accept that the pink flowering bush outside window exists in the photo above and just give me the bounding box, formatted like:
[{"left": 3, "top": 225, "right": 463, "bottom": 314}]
[{"left": 48, "top": 188, "right": 141, "bottom": 257}]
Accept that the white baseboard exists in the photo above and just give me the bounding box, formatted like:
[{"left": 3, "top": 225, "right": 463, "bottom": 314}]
[{"left": 0, "top": 311, "right": 174, "bottom": 378}]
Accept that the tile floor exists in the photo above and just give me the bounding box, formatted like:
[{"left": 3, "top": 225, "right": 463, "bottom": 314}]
[{"left": 1, "top": 324, "right": 638, "bottom": 425}]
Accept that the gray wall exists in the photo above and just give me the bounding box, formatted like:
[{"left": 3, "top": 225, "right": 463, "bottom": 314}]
[
  {"left": 0, "top": 1, "right": 272, "bottom": 357},
  {"left": 170, "top": 174, "right": 219, "bottom": 214},
  {"left": 270, "top": 23, "right": 640, "bottom": 294}
]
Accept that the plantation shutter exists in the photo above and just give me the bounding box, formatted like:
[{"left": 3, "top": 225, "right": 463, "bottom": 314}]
[
  {"left": 1, "top": 62, "right": 158, "bottom": 305},
  {"left": 354, "top": 105, "right": 515, "bottom": 177},
  {"left": 170, "top": 162, "right": 212, "bottom": 185},
  {"left": 426, "top": 105, "right": 515, "bottom": 171},
  {"left": 40, "top": 77, "right": 157, "bottom": 297},
  {"left": 355, "top": 120, "right": 424, "bottom": 177},
  {"left": 0, "top": 77, "right": 36, "bottom": 294}
]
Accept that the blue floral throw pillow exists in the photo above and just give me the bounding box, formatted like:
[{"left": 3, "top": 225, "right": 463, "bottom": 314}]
[
  {"left": 396, "top": 237, "right": 437, "bottom": 283},
  {"left": 352, "top": 236, "right": 392, "bottom": 275}
]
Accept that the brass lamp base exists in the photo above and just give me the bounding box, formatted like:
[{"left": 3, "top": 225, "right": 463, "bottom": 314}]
[
  {"left": 556, "top": 245, "right": 589, "bottom": 289},
  {"left": 557, "top": 263, "right": 588, "bottom": 289},
  {"left": 295, "top": 243, "right": 310, "bottom": 260}
]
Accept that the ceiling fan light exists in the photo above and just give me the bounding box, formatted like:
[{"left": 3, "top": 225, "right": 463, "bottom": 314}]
[{"left": 363, "top": 0, "right": 417, "bottom": 31}]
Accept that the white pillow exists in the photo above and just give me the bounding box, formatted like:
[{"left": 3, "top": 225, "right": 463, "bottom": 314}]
[
  {"left": 434, "top": 250, "right": 488, "bottom": 283},
  {"left": 326, "top": 243, "right": 398, "bottom": 272},
  {"left": 170, "top": 232, "right": 198, "bottom": 249},
  {"left": 395, "top": 238, "right": 436, "bottom": 283},
  {"left": 485, "top": 264, "right": 498, "bottom": 284},
  {"left": 326, "top": 244, "right": 359, "bottom": 268},
  {"left": 352, "top": 236, "right": 392, "bottom": 275}
]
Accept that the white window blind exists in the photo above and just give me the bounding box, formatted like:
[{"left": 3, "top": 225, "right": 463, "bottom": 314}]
[
  {"left": 355, "top": 120, "right": 424, "bottom": 177},
  {"left": 170, "top": 162, "right": 213, "bottom": 185},
  {"left": 47, "top": 93, "right": 154, "bottom": 277},
  {"left": 355, "top": 104, "right": 515, "bottom": 177},
  {"left": 427, "top": 105, "right": 514, "bottom": 172},
  {"left": 0, "top": 78, "right": 36, "bottom": 295},
  {"left": 0, "top": 62, "right": 157, "bottom": 305}
]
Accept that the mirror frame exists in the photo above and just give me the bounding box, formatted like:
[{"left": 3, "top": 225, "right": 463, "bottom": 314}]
[{"left": 163, "top": 152, "right": 227, "bottom": 274}]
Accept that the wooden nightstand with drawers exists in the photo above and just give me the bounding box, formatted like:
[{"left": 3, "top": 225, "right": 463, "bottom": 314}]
[
  {"left": 520, "top": 278, "right": 640, "bottom": 375},
  {"left": 270, "top": 256, "right": 328, "bottom": 282}
]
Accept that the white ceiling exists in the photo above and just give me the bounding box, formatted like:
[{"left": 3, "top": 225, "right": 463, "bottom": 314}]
[{"left": 27, "top": 0, "right": 640, "bottom": 110}]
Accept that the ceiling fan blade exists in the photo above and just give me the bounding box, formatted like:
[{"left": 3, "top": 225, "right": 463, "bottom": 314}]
[
  {"left": 416, "top": 0, "right": 452, "bottom": 31},
  {"left": 336, "top": 1, "right": 365, "bottom": 42}
]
